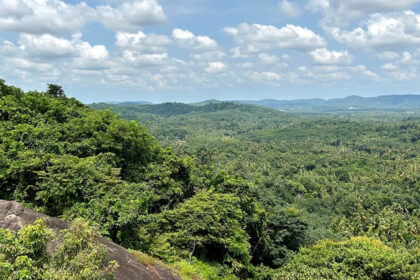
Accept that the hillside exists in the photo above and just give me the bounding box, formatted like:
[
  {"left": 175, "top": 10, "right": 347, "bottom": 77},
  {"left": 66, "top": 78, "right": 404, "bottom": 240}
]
[
  {"left": 1, "top": 81, "right": 419, "bottom": 280},
  {"left": 97, "top": 101, "right": 420, "bottom": 279},
  {"left": 0, "top": 200, "right": 180, "bottom": 280}
]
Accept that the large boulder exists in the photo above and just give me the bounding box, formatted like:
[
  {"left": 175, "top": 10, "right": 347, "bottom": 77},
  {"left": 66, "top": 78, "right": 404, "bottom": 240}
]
[{"left": 0, "top": 200, "right": 181, "bottom": 280}]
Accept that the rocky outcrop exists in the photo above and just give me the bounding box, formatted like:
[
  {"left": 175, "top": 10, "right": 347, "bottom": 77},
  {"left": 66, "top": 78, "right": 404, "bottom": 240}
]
[{"left": 0, "top": 200, "right": 181, "bottom": 280}]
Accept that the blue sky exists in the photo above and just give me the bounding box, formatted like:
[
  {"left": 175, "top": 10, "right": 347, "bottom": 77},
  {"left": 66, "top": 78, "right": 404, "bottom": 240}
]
[{"left": 1, "top": 0, "right": 420, "bottom": 103}]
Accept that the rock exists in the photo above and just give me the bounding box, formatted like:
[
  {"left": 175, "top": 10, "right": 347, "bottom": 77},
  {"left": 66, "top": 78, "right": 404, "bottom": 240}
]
[{"left": 0, "top": 200, "right": 181, "bottom": 280}]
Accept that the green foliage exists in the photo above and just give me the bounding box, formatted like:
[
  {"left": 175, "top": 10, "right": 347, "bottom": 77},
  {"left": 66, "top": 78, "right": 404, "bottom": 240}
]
[
  {"left": 2, "top": 81, "right": 420, "bottom": 279},
  {"left": 0, "top": 81, "right": 272, "bottom": 277},
  {"left": 96, "top": 100, "right": 420, "bottom": 278},
  {"left": 276, "top": 237, "right": 420, "bottom": 280},
  {"left": 46, "top": 84, "right": 66, "bottom": 98},
  {"left": 261, "top": 207, "right": 307, "bottom": 267},
  {"left": 0, "top": 219, "right": 117, "bottom": 280},
  {"left": 142, "top": 191, "right": 251, "bottom": 266},
  {"left": 44, "top": 219, "right": 118, "bottom": 280},
  {"left": 173, "top": 259, "right": 239, "bottom": 280},
  {"left": 333, "top": 204, "right": 420, "bottom": 248}
]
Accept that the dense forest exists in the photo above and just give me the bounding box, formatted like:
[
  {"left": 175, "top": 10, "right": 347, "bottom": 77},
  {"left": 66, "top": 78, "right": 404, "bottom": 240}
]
[{"left": 0, "top": 80, "right": 419, "bottom": 279}]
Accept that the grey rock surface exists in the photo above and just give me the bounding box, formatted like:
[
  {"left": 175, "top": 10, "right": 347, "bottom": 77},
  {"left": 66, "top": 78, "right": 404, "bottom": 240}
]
[{"left": 0, "top": 200, "right": 181, "bottom": 280}]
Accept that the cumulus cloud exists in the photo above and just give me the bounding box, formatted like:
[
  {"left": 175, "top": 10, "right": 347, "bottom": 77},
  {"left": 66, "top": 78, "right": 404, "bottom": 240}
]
[
  {"left": 310, "top": 48, "right": 353, "bottom": 64},
  {"left": 0, "top": 0, "right": 95, "bottom": 34},
  {"left": 349, "top": 65, "right": 379, "bottom": 79},
  {"left": 18, "top": 34, "right": 75, "bottom": 58},
  {"left": 172, "top": 29, "right": 218, "bottom": 51},
  {"left": 307, "top": 0, "right": 420, "bottom": 26},
  {"left": 328, "top": 11, "right": 420, "bottom": 51},
  {"left": 248, "top": 71, "right": 282, "bottom": 82},
  {"left": 224, "top": 23, "right": 326, "bottom": 54},
  {"left": 74, "top": 40, "right": 109, "bottom": 70},
  {"left": 97, "top": 0, "right": 166, "bottom": 31},
  {"left": 297, "top": 63, "right": 379, "bottom": 82},
  {"left": 16, "top": 33, "right": 108, "bottom": 63},
  {"left": 205, "top": 62, "right": 227, "bottom": 73},
  {"left": 258, "top": 53, "right": 280, "bottom": 64},
  {"left": 0, "top": 40, "right": 18, "bottom": 56},
  {"left": 7, "top": 58, "right": 55, "bottom": 72},
  {"left": 116, "top": 31, "right": 171, "bottom": 53},
  {"left": 0, "top": 0, "right": 166, "bottom": 34},
  {"left": 389, "top": 69, "right": 417, "bottom": 80},
  {"left": 400, "top": 51, "right": 413, "bottom": 63},
  {"left": 382, "top": 63, "right": 398, "bottom": 71},
  {"left": 377, "top": 51, "right": 400, "bottom": 60},
  {"left": 191, "top": 51, "right": 226, "bottom": 61},
  {"left": 122, "top": 51, "right": 169, "bottom": 66},
  {"left": 298, "top": 65, "right": 351, "bottom": 81},
  {"left": 0, "top": 33, "right": 110, "bottom": 76},
  {"left": 279, "top": 0, "right": 301, "bottom": 18}
]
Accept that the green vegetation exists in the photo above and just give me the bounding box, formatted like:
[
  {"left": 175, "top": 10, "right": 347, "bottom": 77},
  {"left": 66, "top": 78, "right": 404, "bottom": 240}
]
[
  {"left": 0, "top": 219, "right": 117, "bottom": 280},
  {"left": 276, "top": 237, "right": 419, "bottom": 280},
  {"left": 1, "top": 80, "right": 419, "bottom": 279},
  {"left": 92, "top": 99, "right": 420, "bottom": 278}
]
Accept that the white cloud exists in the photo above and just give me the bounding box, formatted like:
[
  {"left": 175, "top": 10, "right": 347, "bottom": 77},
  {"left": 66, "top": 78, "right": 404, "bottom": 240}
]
[
  {"left": 18, "top": 34, "right": 75, "bottom": 58},
  {"left": 279, "top": 0, "right": 301, "bottom": 18},
  {"left": 1, "top": 33, "right": 110, "bottom": 74},
  {"left": 0, "top": 40, "right": 18, "bottom": 56},
  {"left": 389, "top": 69, "right": 417, "bottom": 80},
  {"left": 349, "top": 65, "right": 379, "bottom": 79},
  {"left": 249, "top": 71, "right": 282, "bottom": 82},
  {"left": 172, "top": 29, "right": 218, "bottom": 51},
  {"left": 0, "top": 0, "right": 166, "bottom": 34},
  {"left": 298, "top": 65, "right": 352, "bottom": 81},
  {"left": 16, "top": 33, "right": 108, "bottom": 64},
  {"left": 382, "top": 63, "right": 397, "bottom": 70},
  {"left": 377, "top": 51, "right": 400, "bottom": 60},
  {"left": 0, "top": 0, "right": 95, "bottom": 34},
  {"left": 328, "top": 11, "right": 420, "bottom": 50},
  {"left": 281, "top": 54, "right": 291, "bottom": 60},
  {"left": 122, "top": 51, "right": 169, "bottom": 66},
  {"left": 116, "top": 31, "right": 171, "bottom": 53},
  {"left": 237, "top": 62, "right": 253, "bottom": 69},
  {"left": 296, "top": 63, "right": 380, "bottom": 82},
  {"left": 205, "top": 62, "right": 227, "bottom": 73},
  {"left": 191, "top": 51, "right": 226, "bottom": 61},
  {"left": 7, "top": 57, "right": 54, "bottom": 72},
  {"left": 97, "top": 0, "right": 166, "bottom": 31},
  {"left": 77, "top": 43, "right": 109, "bottom": 61},
  {"left": 258, "top": 53, "right": 280, "bottom": 64},
  {"left": 310, "top": 48, "right": 353, "bottom": 64},
  {"left": 401, "top": 51, "right": 413, "bottom": 63},
  {"left": 224, "top": 23, "right": 326, "bottom": 54},
  {"left": 307, "top": 0, "right": 420, "bottom": 26}
]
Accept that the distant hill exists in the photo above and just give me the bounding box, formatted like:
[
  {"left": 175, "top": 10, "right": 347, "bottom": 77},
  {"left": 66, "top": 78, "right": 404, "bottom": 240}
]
[
  {"left": 100, "top": 101, "right": 153, "bottom": 105},
  {"left": 90, "top": 101, "right": 278, "bottom": 119},
  {"left": 234, "top": 94, "right": 420, "bottom": 111},
  {"left": 96, "top": 94, "right": 420, "bottom": 112}
]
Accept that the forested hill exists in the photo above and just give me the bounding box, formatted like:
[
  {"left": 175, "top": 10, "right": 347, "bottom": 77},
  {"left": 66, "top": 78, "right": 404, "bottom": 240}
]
[
  {"left": 1, "top": 81, "right": 419, "bottom": 280},
  {"left": 94, "top": 100, "right": 420, "bottom": 279},
  {"left": 95, "top": 94, "right": 420, "bottom": 113},
  {"left": 91, "top": 101, "right": 280, "bottom": 119},
  {"left": 234, "top": 94, "right": 420, "bottom": 111}
]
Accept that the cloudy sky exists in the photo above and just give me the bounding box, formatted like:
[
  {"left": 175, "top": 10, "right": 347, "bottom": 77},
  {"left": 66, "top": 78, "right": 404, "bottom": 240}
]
[{"left": 1, "top": 0, "right": 420, "bottom": 103}]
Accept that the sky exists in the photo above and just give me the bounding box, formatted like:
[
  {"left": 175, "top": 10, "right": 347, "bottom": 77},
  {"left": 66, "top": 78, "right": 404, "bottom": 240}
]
[{"left": 1, "top": 0, "right": 420, "bottom": 103}]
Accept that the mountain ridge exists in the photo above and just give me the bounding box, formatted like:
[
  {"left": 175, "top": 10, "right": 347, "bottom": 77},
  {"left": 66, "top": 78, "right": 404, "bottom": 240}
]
[{"left": 96, "top": 94, "right": 420, "bottom": 111}]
